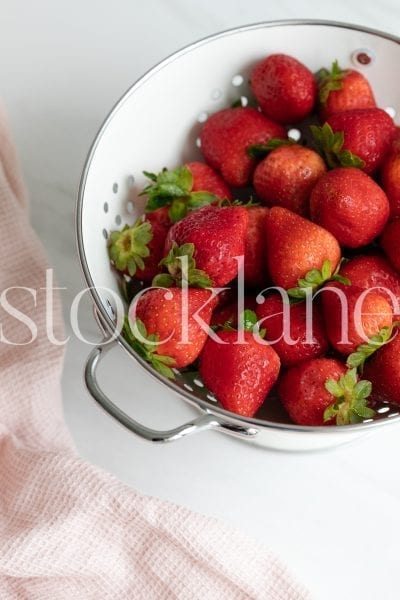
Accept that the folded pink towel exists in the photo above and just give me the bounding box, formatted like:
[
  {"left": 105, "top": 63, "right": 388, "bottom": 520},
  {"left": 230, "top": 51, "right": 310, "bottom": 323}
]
[{"left": 0, "top": 103, "right": 310, "bottom": 600}]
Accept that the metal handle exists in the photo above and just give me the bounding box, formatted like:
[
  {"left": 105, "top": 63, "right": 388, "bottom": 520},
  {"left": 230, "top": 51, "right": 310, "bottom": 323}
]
[{"left": 84, "top": 341, "right": 258, "bottom": 443}]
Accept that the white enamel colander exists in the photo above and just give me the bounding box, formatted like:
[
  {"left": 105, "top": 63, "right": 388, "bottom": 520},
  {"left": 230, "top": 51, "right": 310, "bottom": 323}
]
[{"left": 77, "top": 20, "right": 400, "bottom": 451}]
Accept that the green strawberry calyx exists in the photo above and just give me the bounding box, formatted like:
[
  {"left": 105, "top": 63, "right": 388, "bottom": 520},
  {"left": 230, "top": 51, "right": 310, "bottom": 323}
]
[
  {"left": 152, "top": 242, "right": 212, "bottom": 289},
  {"left": 238, "top": 309, "right": 266, "bottom": 338},
  {"left": 316, "top": 60, "right": 348, "bottom": 104},
  {"left": 122, "top": 316, "right": 176, "bottom": 379},
  {"left": 247, "top": 137, "right": 296, "bottom": 159},
  {"left": 346, "top": 322, "right": 400, "bottom": 372},
  {"left": 287, "top": 259, "right": 350, "bottom": 301},
  {"left": 324, "top": 368, "right": 375, "bottom": 425},
  {"left": 310, "top": 122, "right": 366, "bottom": 169},
  {"left": 108, "top": 220, "right": 153, "bottom": 277},
  {"left": 140, "top": 166, "right": 218, "bottom": 223}
]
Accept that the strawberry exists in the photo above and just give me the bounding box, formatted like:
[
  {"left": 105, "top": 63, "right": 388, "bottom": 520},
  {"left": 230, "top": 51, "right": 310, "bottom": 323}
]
[
  {"left": 140, "top": 162, "right": 232, "bottom": 223},
  {"left": 255, "top": 293, "right": 329, "bottom": 367},
  {"left": 316, "top": 60, "right": 375, "bottom": 120},
  {"left": 199, "top": 311, "right": 280, "bottom": 417},
  {"left": 312, "top": 108, "right": 395, "bottom": 174},
  {"left": 339, "top": 253, "right": 400, "bottom": 316},
  {"left": 381, "top": 152, "right": 400, "bottom": 218},
  {"left": 187, "top": 161, "right": 232, "bottom": 200},
  {"left": 250, "top": 53, "right": 316, "bottom": 124},
  {"left": 134, "top": 207, "right": 171, "bottom": 281},
  {"left": 278, "top": 359, "right": 374, "bottom": 425},
  {"left": 252, "top": 143, "right": 327, "bottom": 215},
  {"left": 199, "top": 107, "right": 285, "bottom": 187},
  {"left": 244, "top": 206, "right": 269, "bottom": 287},
  {"left": 381, "top": 218, "right": 400, "bottom": 273},
  {"left": 364, "top": 332, "right": 400, "bottom": 405},
  {"left": 129, "top": 287, "right": 216, "bottom": 370},
  {"left": 321, "top": 282, "right": 393, "bottom": 355},
  {"left": 264, "top": 207, "right": 341, "bottom": 289},
  {"left": 310, "top": 167, "right": 390, "bottom": 248},
  {"left": 164, "top": 205, "right": 248, "bottom": 286}
]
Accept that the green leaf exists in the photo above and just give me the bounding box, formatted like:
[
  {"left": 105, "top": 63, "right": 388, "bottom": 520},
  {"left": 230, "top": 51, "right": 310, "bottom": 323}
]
[
  {"left": 141, "top": 166, "right": 193, "bottom": 210},
  {"left": 169, "top": 198, "right": 188, "bottom": 223},
  {"left": 310, "top": 123, "right": 365, "bottom": 170},
  {"left": 108, "top": 220, "right": 153, "bottom": 277},
  {"left": 188, "top": 191, "right": 219, "bottom": 208},
  {"left": 323, "top": 367, "right": 374, "bottom": 426},
  {"left": 156, "top": 242, "right": 211, "bottom": 288},
  {"left": 287, "top": 259, "right": 337, "bottom": 300},
  {"left": 122, "top": 316, "right": 176, "bottom": 379},
  {"left": 317, "top": 60, "right": 347, "bottom": 104},
  {"left": 324, "top": 379, "right": 344, "bottom": 398},
  {"left": 238, "top": 309, "right": 258, "bottom": 332},
  {"left": 152, "top": 273, "right": 175, "bottom": 288},
  {"left": 346, "top": 323, "right": 399, "bottom": 372},
  {"left": 247, "top": 138, "right": 295, "bottom": 159}
]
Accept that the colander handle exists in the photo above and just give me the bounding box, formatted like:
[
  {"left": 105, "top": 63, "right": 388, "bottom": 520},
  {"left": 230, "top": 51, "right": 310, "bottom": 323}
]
[{"left": 84, "top": 341, "right": 258, "bottom": 443}]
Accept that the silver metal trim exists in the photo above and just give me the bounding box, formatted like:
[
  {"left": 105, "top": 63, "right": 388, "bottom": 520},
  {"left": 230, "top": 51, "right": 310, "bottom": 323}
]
[
  {"left": 84, "top": 339, "right": 258, "bottom": 442},
  {"left": 77, "top": 19, "right": 400, "bottom": 437}
]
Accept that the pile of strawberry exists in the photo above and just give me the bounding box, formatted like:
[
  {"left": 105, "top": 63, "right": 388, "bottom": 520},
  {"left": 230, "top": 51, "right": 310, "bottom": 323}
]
[{"left": 108, "top": 53, "right": 400, "bottom": 427}]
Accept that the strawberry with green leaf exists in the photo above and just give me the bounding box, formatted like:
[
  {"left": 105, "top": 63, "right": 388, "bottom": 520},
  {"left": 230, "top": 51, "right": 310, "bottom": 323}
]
[
  {"left": 287, "top": 259, "right": 349, "bottom": 301},
  {"left": 122, "top": 316, "right": 176, "bottom": 379},
  {"left": 140, "top": 162, "right": 232, "bottom": 223},
  {"left": 316, "top": 60, "right": 376, "bottom": 120},
  {"left": 310, "top": 167, "right": 390, "bottom": 248},
  {"left": 323, "top": 368, "right": 375, "bottom": 424},
  {"left": 312, "top": 108, "right": 395, "bottom": 174},
  {"left": 130, "top": 285, "right": 216, "bottom": 370},
  {"left": 321, "top": 282, "right": 393, "bottom": 356},
  {"left": 264, "top": 206, "right": 341, "bottom": 290},
  {"left": 346, "top": 323, "right": 399, "bottom": 371},
  {"left": 164, "top": 204, "right": 249, "bottom": 286},
  {"left": 278, "top": 358, "right": 375, "bottom": 426},
  {"left": 199, "top": 310, "right": 280, "bottom": 417},
  {"left": 153, "top": 242, "right": 212, "bottom": 289}
]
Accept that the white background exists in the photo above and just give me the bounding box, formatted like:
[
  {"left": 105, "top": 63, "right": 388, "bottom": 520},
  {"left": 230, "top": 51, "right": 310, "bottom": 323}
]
[{"left": 2, "top": 2, "right": 400, "bottom": 599}]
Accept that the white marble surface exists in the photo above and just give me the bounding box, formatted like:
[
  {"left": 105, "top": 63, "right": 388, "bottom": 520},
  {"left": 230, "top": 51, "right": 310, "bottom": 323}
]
[{"left": 2, "top": 1, "right": 400, "bottom": 598}]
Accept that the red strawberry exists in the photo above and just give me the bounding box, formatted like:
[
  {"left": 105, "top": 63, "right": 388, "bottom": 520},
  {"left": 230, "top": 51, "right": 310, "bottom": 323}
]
[
  {"left": 130, "top": 287, "right": 215, "bottom": 369},
  {"left": 321, "top": 282, "right": 393, "bottom": 355},
  {"left": 164, "top": 205, "right": 248, "bottom": 286},
  {"left": 339, "top": 253, "right": 400, "bottom": 316},
  {"left": 381, "top": 218, "right": 400, "bottom": 273},
  {"left": 381, "top": 152, "right": 400, "bottom": 218},
  {"left": 253, "top": 144, "right": 327, "bottom": 215},
  {"left": 265, "top": 207, "right": 341, "bottom": 289},
  {"left": 255, "top": 293, "right": 328, "bottom": 367},
  {"left": 317, "top": 60, "right": 376, "bottom": 120},
  {"left": 310, "top": 167, "right": 390, "bottom": 248},
  {"left": 315, "top": 108, "right": 395, "bottom": 174},
  {"left": 135, "top": 207, "right": 171, "bottom": 281},
  {"left": 244, "top": 206, "right": 269, "bottom": 287},
  {"left": 199, "top": 322, "right": 280, "bottom": 417},
  {"left": 140, "top": 163, "right": 231, "bottom": 223},
  {"left": 391, "top": 127, "right": 400, "bottom": 153},
  {"left": 186, "top": 161, "right": 232, "bottom": 200},
  {"left": 200, "top": 107, "right": 285, "bottom": 187},
  {"left": 251, "top": 53, "right": 316, "bottom": 124},
  {"left": 364, "top": 332, "right": 400, "bottom": 405},
  {"left": 278, "top": 358, "right": 374, "bottom": 425}
]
